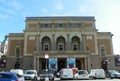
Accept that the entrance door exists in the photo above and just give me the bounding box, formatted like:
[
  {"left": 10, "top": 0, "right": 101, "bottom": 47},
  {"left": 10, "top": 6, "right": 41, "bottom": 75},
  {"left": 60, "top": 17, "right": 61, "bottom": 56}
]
[
  {"left": 76, "top": 59, "right": 81, "bottom": 70},
  {"left": 40, "top": 58, "right": 46, "bottom": 70},
  {"left": 58, "top": 58, "right": 66, "bottom": 71},
  {"left": 76, "top": 58, "right": 85, "bottom": 70}
]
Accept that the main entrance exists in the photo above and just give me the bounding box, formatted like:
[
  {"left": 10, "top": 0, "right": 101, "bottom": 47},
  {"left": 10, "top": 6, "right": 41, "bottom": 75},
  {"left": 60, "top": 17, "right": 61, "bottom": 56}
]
[
  {"left": 58, "top": 58, "right": 66, "bottom": 71},
  {"left": 39, "top": 58, "right": 85, "bottom": 72}
]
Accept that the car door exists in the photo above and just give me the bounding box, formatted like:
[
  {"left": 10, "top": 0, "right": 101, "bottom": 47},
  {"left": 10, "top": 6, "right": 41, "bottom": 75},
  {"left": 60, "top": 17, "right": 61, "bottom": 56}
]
[{"left": 0, "top": 74, "right": 12, "bottom": 81}]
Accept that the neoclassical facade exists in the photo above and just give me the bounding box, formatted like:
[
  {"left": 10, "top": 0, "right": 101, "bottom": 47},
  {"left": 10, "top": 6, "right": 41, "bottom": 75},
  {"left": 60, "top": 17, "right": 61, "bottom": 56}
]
[{"left": 6, "top": 16, "right": 119, "bottom": 72}]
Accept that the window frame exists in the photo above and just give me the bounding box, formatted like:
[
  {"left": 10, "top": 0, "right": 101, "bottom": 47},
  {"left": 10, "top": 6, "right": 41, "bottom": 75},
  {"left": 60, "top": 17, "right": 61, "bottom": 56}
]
[{"left": 15, "top": 46, "right": 21, "bottom": 57}]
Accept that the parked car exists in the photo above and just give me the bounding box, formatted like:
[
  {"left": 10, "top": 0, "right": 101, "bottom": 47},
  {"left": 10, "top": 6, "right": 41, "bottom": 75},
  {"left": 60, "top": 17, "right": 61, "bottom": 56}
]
[
  {"left": 39, "top": 69, "right": 54, "bottom": 81},
  {"left": 10, "top": 69, "right": 24, "bottom": 76},
  {"left": 0, "top": 72, "right": 25, "bottom": 81},
  {"left": 106, "top": 70, "right": 120, "bottom": 79},
  {"left": 89, "top": 69, "right": 106, "bottom": 79},
  {"left": 57, "top": 68, "right": 78, "bottom": 78},
  {"left": 59, "top": 68, "right": 74, "bottom": 80},
  {"left": 24, "top": 70, "right": 38, "bottom": 80},
  {"left": 74, "top": 70, "right": 89, "bottom": 80},
  {"left": 56, "top": 71, "right": 61, "bottom": 78}
]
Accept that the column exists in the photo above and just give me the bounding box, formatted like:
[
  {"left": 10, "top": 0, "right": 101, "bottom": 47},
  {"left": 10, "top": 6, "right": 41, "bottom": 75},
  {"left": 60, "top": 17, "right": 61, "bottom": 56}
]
[
  {"left": 52, "top": 34, "right": 55, "bottom": 51},
  {"left": 39, "top": 35, "right": 42, "bottom": 51},
  {"left": 33, "top": 56, "right": 36, "bottom": 70},
  {"left": 110, "top": 35, "right": 114, "bottom": 54},
  {"left": 67, "top": 34, "right": 71, "bottom": 50},
  {"left": 81, "top": 34, "right": 86, "bottom": 52},
  {"left": 87, "top": 55, "right": 91, "bottom": 71},
  {"left": 36, "top": 35, "right": 39, "bottom": 53},
  {"left": 24, "top": 34, "right": 28, "bottom": 55},
  {"left": 94, "top": 34, "right": 98, "bottom": 55},
  {"left": 36, "top": 58, "right": 39, "bottom": 72}
]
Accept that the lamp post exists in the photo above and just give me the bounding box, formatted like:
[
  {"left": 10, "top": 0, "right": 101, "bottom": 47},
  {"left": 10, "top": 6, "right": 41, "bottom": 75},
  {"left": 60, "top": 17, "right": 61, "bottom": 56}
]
[
  {"left": 115, "top": 55, "right": 120, "bottom": 66},
  {"left": 102, "top": 57, "right": 110, "bottom": 71},
  {"left": 0, "top": 55, "right": 7, "bottom": 71},
  {"left": 45, "top": 54, "right": 49, "bottom": 69},
  {"left": 44, "top": 54, "right": 49, "bottom": 81}
]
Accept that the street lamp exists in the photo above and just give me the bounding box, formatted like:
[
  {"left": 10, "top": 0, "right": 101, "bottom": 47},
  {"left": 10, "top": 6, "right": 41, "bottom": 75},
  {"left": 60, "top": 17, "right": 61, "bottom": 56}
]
[
  {"left": 45, "top": 54, "right": 49, "bottom": 69},
  {"left": 102, "top": 57, "right": 110, "bottom": 71},
  {"left": 44, "top": 54, "right": 49, "bottom": 81},
  {"left": 115, "top": 55, "right": 120, "bottom": 66}
]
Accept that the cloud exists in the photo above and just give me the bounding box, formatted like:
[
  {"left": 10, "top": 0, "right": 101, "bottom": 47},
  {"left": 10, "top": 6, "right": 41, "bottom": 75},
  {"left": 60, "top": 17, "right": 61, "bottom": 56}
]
[
  {"left": 0, "top": 7, "right": 17, "bottom": 16},
  {"left": 41, "top": 9, "right": 48, "bottom": 13},
  {"left": 54, "top": 0, "right": 63, "bottom": 11},
  {"left": 0, "top": 0, "right": 22, "bottom": 10},
  {"left": 79, "top": 5, "right": 89, "bottom": 13},
  {"left": 0, "top": 0, "right": 29, "bottom": 18}
]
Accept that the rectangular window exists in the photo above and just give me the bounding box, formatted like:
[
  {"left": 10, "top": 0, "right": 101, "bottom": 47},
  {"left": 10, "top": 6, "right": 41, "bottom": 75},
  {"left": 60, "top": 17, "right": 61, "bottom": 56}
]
[
  {"left": 29, "top": 36, "right": 35, "bottom": 40},
  {"left": 86, "top": 36, "right": 93, "bottom": 40},
  {"left": 73, "top": 44, "right": 78, "bottom": 50},
  {"left": 44, "top": 45, "right": 49, "bottom": 51},
  {"left": 100, "top": 46, "right": 105, "bottom": 56},
  {"left": 59, "top": 45, "right": 63, "bottom": 51},
  {"left": 16, "top": 46, "right": 21, "bottom": 57}
]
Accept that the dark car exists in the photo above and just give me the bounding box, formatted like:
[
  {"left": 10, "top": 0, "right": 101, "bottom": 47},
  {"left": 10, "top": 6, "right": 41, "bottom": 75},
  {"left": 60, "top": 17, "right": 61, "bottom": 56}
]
[
  {"left": 39, "top": 69, "right": 54, "bottom": 81},
  {"left": 0, "top": 72, "right": 25, "bottom": 81},
  {"left": 106, "top": 70, "right": 120, "bottom": 79}
]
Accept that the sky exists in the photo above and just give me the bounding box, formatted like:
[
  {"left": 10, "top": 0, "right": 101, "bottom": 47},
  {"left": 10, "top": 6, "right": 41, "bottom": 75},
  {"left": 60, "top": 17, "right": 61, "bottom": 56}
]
[{"left": 0, "top": 0, "right": 120, "bottom": 55}]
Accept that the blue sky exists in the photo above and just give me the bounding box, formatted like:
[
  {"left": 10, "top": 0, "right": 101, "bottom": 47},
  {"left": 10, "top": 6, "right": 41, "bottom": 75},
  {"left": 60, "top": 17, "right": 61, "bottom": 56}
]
[{"left": 0, "top": 0, "right": 120, "bottom": 54}]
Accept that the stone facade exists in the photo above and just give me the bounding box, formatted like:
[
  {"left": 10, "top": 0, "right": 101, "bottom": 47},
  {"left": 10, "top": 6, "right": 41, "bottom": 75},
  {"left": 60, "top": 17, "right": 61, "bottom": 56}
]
[{"left": 6, "top": 16, "right": 119, "bottom": 72}]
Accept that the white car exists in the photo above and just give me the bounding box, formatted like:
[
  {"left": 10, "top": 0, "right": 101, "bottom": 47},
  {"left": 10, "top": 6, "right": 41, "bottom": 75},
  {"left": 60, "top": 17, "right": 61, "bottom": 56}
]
[
  {"left": 10, "top": 69, "right": 24, "bottom": 76},
  {"left": 59, "top": 68, "right": 74, "bottom": 80},
  {"left": 89, "top": 69, "right": 106, "bottom": 79},
  {"left": 24, "top": 70, "right": 38, "bottom": 80},
  {"left": 74, "top": 70, "right": 89, "bottom": 80}
]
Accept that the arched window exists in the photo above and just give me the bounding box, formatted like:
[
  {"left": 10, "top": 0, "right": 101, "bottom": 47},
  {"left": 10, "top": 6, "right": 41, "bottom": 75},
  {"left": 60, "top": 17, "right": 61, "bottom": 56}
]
[
  {"left": 57, "top": 37, "right": 65, "bottom": 51},
  {"left": 42, "top": 37, "right": 51, "bottom": 51},
  {"left": 71, "top": 37, "right": 80, "bottom": 51}
]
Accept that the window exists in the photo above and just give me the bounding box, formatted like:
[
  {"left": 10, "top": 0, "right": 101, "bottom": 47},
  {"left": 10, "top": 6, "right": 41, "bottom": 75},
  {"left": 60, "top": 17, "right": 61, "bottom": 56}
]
[
  {"left": 73, "top": 44, "right": 78, "bottom": 50},
  {"left": 86, "top": 36, "right": 93, "bottom": 40},
  {"left": 58, "top": 44, "right": 64, "bottom": 51},
  {"left": 57, "top": 37, "right": 65, "bottom": 51},
  {"left": 16, "top": 46, "right": 21, "bottom": 57},
  {"left": 44, "top": 45, "right": 49, "bottom": 51},
  {"left": 44, "top": 24, "right": 49, "bottom": 27},
  {"left": 72, "top": 37, "right": 80, "bottom": 50},
  {"left": 100, "top": 46, "right": 105, "bottom": 56},
  {"left": 71, "top": 23, "right": 78, "bottom": 27},
  {"left": 29, "top": 36, "right": 35, "bottom": 40},
  {"left": 0, "top": 74, "right": 11, "bottom": 79},
  {"left": 59, "top": 23, "right": 64, "bottom": 27},
  {"left": 42, "top": 37, "right": 51, "bottom": 51}
]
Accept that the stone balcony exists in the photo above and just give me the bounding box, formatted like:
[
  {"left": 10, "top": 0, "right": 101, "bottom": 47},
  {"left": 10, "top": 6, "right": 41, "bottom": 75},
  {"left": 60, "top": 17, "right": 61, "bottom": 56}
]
[{"left": 33, "top": 50, "right": 90, "bottom": 58}]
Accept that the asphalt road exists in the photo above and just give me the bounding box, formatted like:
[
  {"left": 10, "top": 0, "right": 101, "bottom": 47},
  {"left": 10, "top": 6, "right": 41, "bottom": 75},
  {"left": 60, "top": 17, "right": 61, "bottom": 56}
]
[{"left": 25, "top": 78, "right": 120, "bottom": 81}]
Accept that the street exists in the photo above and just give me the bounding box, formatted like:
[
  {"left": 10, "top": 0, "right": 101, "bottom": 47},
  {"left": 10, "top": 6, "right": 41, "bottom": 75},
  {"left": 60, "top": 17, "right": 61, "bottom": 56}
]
[{"left": 26, "top": 78, "right": 120, "bottom": 81}]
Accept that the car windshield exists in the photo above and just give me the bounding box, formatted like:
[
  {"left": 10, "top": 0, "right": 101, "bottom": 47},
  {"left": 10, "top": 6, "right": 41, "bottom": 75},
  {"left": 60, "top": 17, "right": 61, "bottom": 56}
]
[
  {"left": 25, "top": 71, "right": 35, "bottom": 74},
  {"left": 108, "top": 70, "right": 118, "bottom": 74},
  {"left": 41, "top": 69, "right": 52, "bottom": 74},
  {"left": 78, "top": 71, "right": 87, "bottom": 74}
]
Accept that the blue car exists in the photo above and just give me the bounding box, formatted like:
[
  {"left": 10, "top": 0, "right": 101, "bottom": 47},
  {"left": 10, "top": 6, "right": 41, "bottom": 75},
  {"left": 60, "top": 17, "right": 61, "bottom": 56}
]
[{"left": 0, "top": 72, "right": 25, "bottom": 81}]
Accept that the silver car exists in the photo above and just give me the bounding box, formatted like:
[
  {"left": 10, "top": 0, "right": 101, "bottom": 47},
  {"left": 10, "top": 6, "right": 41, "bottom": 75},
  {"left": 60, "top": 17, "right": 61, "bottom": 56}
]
[
  {"left": 24, "top": 70, "right": 38, "bottom": 80},
  {"left": 74, "top": 70, "right": 89, "bottom": 80},
  {"left": 39, "top": 69, "right": 54, "bottom": 81},
  {"left": 107, "top": 70, "right": 120, "bottom": 79}
]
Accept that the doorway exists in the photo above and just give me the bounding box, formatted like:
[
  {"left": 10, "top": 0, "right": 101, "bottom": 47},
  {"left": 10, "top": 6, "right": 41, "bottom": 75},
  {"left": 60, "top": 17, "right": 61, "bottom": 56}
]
[{"left": 58, "top": 58, "right": 66, "bottom": 71}]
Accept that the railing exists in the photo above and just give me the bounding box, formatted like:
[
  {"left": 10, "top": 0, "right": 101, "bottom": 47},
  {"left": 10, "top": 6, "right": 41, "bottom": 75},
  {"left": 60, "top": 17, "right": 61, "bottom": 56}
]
[{"left": 35, "top": 50, "right": 89, "bottom": 55}]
